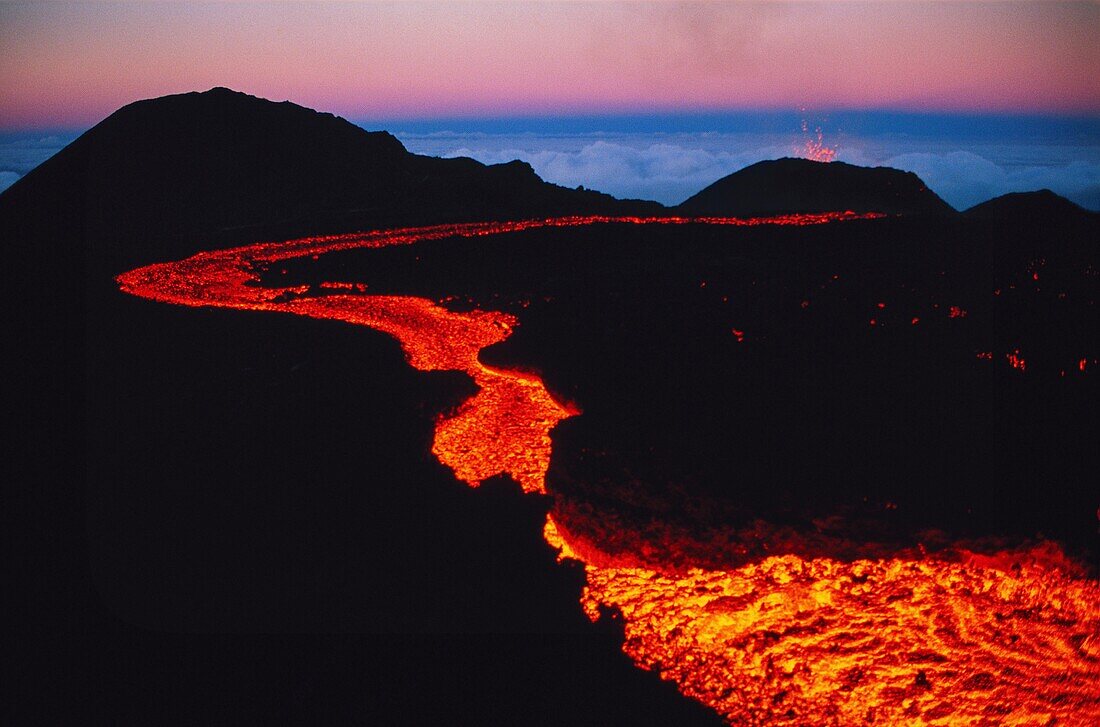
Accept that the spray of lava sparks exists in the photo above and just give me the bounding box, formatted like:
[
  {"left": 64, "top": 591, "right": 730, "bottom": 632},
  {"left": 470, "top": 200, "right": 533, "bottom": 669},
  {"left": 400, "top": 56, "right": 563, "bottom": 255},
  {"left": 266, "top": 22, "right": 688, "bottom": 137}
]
[
  {"left": 799, "top": 116, "right": 837, "bottom": 163},
  {"left": 118, "top": 213, "right": 1099, "bottom": 726}
]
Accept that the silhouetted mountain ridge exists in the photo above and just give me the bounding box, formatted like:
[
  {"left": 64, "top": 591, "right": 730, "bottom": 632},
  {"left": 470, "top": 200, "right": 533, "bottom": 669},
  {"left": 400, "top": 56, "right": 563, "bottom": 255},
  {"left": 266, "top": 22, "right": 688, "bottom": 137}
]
[
  {"left": 5, "top": 88, "right": 1088, "bottom": 274},
  {"left": 964, "top": 188, "right": 1097, "bottom": 224},
  {"left": 0, "top": 87, "right": 661, "bottom": 271},
  {"left": 678, "top": 158, "right": 956, "bottom": 217}
]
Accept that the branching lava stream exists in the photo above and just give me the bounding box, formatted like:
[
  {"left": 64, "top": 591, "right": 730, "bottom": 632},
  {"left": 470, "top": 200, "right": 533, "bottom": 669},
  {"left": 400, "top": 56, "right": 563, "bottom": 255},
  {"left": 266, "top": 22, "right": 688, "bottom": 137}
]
[{"left": 118, "top": 214, "right": 1099, "bottom": 726}]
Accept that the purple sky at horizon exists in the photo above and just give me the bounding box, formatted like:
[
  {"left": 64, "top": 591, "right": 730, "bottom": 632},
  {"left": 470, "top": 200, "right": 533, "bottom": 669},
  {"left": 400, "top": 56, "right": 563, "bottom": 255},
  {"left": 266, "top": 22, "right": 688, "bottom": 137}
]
[{"left": 2, "top": 2, "right": 1099, "bottom": 129}]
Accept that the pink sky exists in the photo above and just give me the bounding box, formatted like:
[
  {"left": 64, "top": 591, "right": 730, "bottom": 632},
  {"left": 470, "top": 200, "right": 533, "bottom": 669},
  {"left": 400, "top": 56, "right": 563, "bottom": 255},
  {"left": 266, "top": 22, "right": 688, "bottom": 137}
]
[{"left": 1, "top": 1, "right": 1098, "bottom": 128}]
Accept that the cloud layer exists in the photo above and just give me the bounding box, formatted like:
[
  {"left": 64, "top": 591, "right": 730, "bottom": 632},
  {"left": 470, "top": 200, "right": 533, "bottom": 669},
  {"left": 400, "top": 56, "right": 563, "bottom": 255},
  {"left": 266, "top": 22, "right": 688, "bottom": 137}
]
[
  {"left": 878, "top": 151, "right": 1100, "bottom": 211},
  {"left": 445, "top": 139, "right": 792, "bottom": 205},
  {"left": 400, "top": 133, "right": 1100, "bottom": 211},
  {"left": 4, "top": 129, "right": 1097, "bottom": 213}
]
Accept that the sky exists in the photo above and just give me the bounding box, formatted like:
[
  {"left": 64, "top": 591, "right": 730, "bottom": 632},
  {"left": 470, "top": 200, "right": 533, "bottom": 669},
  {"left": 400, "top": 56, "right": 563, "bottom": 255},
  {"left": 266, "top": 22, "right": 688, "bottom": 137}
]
[
  {"left": 2, "top": 1, "right": 1098, "bottom": 128},
  {"left": 1, "top": 2, "right": 1098, "bottom": 208}
]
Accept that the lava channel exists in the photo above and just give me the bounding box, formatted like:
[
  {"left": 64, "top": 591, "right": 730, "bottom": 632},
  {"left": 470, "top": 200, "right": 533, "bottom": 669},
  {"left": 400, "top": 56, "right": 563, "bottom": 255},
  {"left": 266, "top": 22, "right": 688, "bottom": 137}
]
[{"left": 117, "top": 213, "right": 1099, "bottom": 726}]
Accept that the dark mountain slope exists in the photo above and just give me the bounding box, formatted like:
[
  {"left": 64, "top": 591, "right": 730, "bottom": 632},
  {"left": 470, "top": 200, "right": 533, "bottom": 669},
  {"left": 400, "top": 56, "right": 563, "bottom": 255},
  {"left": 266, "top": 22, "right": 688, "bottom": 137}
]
[
  {"left": 677, "top": 157, "right": 956, "bottom": 217},
  {"left": 0, "top": 87, "right": 661, "bottom": 272},
  {"left": 964, "top": 188, "right": 1098, "bottom": 225},
  {"left": 5, "top": 89, "right": 716, "bottom": 727}
]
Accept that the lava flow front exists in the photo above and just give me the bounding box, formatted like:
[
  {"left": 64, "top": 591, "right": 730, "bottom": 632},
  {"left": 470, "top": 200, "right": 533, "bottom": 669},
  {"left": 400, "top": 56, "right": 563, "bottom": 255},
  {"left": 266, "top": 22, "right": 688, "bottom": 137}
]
[
  {"left": 118, "top": 214, "right": 1099, "bottom": 726},
  {"left": 545, "top": 519, "right": 1099, "bottom": 726}
]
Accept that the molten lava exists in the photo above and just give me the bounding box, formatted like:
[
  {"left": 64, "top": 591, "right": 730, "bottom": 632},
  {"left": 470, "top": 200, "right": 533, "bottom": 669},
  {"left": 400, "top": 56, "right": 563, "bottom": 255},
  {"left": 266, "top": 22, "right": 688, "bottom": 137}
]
[
  {"left": 116, "top": 214, "right": 872, "bottom": 492},
  {"left": 118, "top": 213, "right": 1099, "bottom": 726},
  {"left": 545, "top": 518, "right": 1100, "bottom": 725}
]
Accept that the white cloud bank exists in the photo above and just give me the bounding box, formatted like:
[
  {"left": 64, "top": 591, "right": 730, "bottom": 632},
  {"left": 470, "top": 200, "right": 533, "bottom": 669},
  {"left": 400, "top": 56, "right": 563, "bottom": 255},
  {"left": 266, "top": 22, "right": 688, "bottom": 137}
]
[
  {"left": 403, "top": 134, "right": 1100, "bottom": 211},
  {"left": 879, "top": 151, "right": 1100, "bottom": 211},
  {"left": 445, "top": 139, "right": 794, "bottom": 205}
]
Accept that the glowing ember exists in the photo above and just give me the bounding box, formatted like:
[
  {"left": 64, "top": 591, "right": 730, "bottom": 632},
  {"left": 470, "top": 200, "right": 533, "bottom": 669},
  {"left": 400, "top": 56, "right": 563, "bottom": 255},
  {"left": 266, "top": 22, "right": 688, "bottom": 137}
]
[
  {"left": 118, "top": 212, "right": 1098, "bottom": 726},
  {"left": 798, "top": 117, "right": 837, "bottom": 163}
]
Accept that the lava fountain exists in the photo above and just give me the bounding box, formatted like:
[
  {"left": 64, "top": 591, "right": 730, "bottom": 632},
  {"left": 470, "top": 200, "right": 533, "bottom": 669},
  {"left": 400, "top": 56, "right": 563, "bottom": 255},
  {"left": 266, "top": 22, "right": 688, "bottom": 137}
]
[
  {"left": 798, "top": 115, "right": 837, "bottom": 163},
  {"left": 117, "top": 214, "right": 1099, "bottom": 726}
]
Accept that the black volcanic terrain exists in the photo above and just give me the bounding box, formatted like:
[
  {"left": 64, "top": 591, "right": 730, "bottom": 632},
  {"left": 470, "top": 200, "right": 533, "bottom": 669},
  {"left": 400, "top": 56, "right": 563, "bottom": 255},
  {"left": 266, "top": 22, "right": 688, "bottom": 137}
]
[
  {"left": 964, "top": 187, "right": 1099, "bottom": 223},
  {"left": 678, "top": 157, "right": 955, "bottom": 216},
  {"left": 6, "top": 89, "right": 1097, "bottom": 725},
  {"left": 282, "top": 213, "right": 1097, "bottom": 567}
]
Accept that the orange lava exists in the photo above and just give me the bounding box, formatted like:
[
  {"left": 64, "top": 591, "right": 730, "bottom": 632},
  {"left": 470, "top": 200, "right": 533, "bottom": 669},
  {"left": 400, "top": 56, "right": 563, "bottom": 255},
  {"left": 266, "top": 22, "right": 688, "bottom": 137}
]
[
  {"left": 545, "top": 517, "right": 1100, "bottom": 726},
  {"left": 117, "top": 214, "right": 871, "bottom": 493},
  {"left": 118, "top": 212, "right": 1098, "bottom": 726}
]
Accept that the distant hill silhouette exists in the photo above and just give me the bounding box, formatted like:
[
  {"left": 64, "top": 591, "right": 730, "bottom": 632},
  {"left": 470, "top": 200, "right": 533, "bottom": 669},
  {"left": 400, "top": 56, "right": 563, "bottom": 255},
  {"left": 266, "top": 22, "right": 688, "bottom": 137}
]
[
  {"left": 677, "top": 158, "right": 956, "bottom": 217},
  {"left": 964, "top": 189, "right": 1097, "bottom": 224},
  {"left": 0, "top": 87, "right": 661, "bottom": 271}
]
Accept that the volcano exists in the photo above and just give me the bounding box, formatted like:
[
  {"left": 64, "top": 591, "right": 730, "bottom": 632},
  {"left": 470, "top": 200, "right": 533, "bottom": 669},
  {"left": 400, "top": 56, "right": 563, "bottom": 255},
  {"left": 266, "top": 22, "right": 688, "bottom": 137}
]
[
  {"left": 8, "top": 89, "right": 1099, "bottom": 726},
  {"left": 677, "top": 157, "right": 957, "bottom": 217}
]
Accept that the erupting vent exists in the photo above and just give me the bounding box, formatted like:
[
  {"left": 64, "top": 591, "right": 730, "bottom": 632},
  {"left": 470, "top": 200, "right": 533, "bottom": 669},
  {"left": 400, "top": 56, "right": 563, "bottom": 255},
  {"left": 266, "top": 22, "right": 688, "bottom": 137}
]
[{"left": 799, "top": 117, "right": 838, "bottom": 163}]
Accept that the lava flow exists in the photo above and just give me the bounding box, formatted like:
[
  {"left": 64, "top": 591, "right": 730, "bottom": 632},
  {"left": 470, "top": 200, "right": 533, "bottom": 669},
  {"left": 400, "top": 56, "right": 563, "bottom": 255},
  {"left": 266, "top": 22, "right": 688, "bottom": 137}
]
[
  {"left": 116, "top": 213, "right": 873, "bottom": 494},
  {"left": 545, "top": 519, "right": 1100, "bottom": 726},
  {"left": 118, "top": 214, "right": 1099, "bottom": 726}
]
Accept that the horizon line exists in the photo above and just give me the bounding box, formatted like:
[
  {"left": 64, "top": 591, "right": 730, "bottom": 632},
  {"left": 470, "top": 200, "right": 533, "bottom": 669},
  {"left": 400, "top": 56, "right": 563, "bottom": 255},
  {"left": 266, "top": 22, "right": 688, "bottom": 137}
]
[{"left": 5, "top": 106, "right": 1100, "bottom": 137}]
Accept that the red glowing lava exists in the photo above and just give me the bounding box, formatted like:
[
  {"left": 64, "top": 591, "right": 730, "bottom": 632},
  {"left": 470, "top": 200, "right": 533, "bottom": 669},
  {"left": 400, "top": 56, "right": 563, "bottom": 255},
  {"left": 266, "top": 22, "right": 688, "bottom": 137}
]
[
  {"left": 117, "top": 214, "right": 872, "bottom": 492},
  {"left": 118, "top": 212, "right": 1099, "bottom": 726}
]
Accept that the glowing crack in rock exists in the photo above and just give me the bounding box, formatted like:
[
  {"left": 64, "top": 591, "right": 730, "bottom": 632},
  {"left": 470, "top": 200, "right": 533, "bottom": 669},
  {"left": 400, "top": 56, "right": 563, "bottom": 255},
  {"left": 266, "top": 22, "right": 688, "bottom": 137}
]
[{"left": 118, "top": 213, "right": 1099, "bottom": 726}]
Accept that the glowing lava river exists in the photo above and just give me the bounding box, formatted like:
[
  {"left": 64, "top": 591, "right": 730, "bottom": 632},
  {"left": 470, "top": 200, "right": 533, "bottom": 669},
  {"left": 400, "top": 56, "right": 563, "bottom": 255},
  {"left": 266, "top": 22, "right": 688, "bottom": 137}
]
[{"left": 118, "top": 214, "right": 1100, "bottom": 726}]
